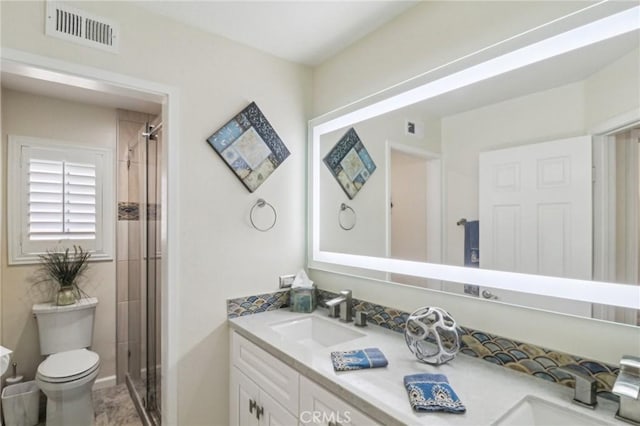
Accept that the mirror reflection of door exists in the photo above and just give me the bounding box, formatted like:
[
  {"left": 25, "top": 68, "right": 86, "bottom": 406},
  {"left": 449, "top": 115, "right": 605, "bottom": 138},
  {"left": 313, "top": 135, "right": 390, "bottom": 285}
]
[
  {"left": 479, "top": 136, "right": 593, "bottom": 278},
  {"left": 387, "top": 143, "right": 442, "bottom": 289},
  {"left": 478, "top": 127, "right": 640, "bottom": 325},
  {"left": 478, "top": 136, "right": 593, "bottom": 317}
]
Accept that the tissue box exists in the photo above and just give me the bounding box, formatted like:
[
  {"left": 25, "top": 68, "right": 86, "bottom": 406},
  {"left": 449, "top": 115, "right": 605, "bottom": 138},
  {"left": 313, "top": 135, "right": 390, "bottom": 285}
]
[{"left": 290, "top": 285, "right": 317, "bottom": 313}]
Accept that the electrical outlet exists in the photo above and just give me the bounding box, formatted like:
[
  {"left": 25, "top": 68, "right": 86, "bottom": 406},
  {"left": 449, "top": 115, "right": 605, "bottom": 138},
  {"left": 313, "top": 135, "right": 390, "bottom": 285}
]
[
  {"left": 279, "top": 274, "right": 296, "bottom": 289},
  {"left": 464, "top": 284, "right": 480, "bottom": 297}
]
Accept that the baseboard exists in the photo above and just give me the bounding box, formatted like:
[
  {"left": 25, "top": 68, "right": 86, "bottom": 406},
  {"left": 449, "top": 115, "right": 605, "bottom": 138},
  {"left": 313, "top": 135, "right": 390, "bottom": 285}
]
[{"left": 93, "top": 375, "right": 116, "bottom": 390}]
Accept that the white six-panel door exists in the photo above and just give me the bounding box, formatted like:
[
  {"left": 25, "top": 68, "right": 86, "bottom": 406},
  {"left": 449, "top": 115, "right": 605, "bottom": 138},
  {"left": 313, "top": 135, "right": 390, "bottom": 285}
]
[{"left": 479, "top": 136, "right": 593, "bottom": 315}]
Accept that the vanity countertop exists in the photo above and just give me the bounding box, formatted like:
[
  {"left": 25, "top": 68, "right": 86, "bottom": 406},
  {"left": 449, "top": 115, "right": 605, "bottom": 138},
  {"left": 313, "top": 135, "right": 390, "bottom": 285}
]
[{"left": 229, "top": 308, "right": 622, "bottom": 425}]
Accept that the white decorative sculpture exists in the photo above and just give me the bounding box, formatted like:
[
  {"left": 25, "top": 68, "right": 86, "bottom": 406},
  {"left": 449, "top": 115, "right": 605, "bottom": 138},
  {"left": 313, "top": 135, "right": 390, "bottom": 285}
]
[{"left": 404, "top": 307, "right": 460, "bottom": 365}]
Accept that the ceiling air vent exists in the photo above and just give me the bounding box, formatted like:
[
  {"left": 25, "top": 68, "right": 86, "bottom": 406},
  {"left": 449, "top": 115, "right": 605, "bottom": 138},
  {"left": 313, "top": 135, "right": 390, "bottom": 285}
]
[{"left": 45, "top": 1, "right": 119, "bottom": 53}]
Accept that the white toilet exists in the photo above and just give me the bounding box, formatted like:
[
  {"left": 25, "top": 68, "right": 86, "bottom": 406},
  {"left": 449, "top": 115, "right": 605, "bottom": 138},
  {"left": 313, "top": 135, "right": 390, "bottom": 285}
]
[{"left": 33, "top": 297, "right": 100, "bottom": 426}]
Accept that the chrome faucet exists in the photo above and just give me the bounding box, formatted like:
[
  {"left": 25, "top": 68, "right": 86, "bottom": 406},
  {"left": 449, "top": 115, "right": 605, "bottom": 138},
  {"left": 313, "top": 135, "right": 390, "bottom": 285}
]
[
  {"left": 559, "top": 365, "right": 597, "bottom": 408},
  {"left": 325, "top": 290, "right": 353, "bottom": 323},
  {"left": 613, "top": 355, "right": 640, "bottom": 425}
]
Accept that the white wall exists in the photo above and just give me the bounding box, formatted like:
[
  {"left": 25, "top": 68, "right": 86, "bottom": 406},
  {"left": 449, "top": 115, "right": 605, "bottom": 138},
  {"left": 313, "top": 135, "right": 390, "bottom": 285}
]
[
  {"left": 0, "top": 2, "right": 311, "bottom": 425},
  {"left": 1, "top": 89, "right": 118, "bottom": 385},
  {"left": 441, "top": 82, "right": 587, "bottom": 266},
  {"left": 586, "top": 48, "right": 640, "bottom": 128},
  {"left": 319, "top": 111, "right": 440, "bottom": 258},
  {"left": 311, "top": 0, "right": 640, "bottom": 365},
  {"left": 440, "top": 47, "right": 639, "bottom": 267},
  {"left": 312, "top": 1, "right": 596, "bottom": 115}
]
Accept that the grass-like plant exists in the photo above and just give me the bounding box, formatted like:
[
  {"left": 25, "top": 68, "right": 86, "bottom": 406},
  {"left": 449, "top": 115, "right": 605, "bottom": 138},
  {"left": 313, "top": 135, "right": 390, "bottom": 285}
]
[{"left": 38, "top": 246, "right": 91, "bottom": 294}]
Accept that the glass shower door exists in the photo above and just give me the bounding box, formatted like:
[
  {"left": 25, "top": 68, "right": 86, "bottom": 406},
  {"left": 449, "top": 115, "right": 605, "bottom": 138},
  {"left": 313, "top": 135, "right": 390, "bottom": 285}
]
[{"left": 145, "top": 120, "right": 162, "bottom": 422}]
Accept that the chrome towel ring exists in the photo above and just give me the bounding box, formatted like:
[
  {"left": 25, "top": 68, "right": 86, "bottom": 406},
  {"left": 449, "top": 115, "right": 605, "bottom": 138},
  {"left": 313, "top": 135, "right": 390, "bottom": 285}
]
[
  {"left": 339, "top": 203, "right": 356, "bottom": 231},
  {"left": 250, "top": 199, "right": 277, "bottom": 232}
]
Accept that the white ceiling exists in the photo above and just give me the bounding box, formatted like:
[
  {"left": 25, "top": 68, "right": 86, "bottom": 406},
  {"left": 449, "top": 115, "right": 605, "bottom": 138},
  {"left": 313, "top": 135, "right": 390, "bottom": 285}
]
[
  {"left": 136, "top": 1, "right": 418, "bottom": 66},
  {"left": 1, "top": 1, "right": 417, "bottom": 113}
]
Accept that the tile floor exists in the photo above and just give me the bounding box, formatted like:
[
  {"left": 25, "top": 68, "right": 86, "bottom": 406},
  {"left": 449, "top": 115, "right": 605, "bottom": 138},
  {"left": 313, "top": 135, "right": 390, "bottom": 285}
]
[
  {"left": 34, "top": 384, "right": 143, "bottom": 426},
  {"left": 94, "top": 384, "right": 143, "bottom": 426}
]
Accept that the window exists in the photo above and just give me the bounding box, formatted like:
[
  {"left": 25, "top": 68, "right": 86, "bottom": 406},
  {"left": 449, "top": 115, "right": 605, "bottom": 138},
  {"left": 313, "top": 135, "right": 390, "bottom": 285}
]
[{"left": 8, "top": 135, "right": 114, "bottom": 264}]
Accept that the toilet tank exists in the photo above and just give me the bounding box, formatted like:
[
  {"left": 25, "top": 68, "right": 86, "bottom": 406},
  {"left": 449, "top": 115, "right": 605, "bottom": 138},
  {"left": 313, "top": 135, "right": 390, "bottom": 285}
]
[{"left": 33, "top": 297, "right": 98, "bottom": 355}]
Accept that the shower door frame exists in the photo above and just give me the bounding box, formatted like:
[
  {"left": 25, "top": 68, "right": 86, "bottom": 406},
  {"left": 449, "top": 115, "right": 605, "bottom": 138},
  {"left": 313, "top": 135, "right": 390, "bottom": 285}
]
[
  {"left": 143, "top": 118, "right": 163, "bottom": 420},
  {"left": 0, "top": 48, "right": 180, "bottom": 426}
]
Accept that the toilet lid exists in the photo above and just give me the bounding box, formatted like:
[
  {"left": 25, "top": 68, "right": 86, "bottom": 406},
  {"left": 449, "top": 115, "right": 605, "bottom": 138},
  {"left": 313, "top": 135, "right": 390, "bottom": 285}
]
[{"left": 37, "top": 349, "right": 99, "bottom": 382}]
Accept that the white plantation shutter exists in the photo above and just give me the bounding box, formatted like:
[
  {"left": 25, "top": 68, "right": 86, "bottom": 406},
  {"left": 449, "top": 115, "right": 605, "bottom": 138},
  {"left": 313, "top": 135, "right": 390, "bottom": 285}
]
[
  {"left": 28, "top": 159, "right": 97, "bottom": 240},
  {"left": 28, "top": 159, "right": 64, "bottom": 239},
  {"left": 62, "top": 161, "right": 97, "bottom": 238},
  {"left": 9, "top": 136, "right": 113, "bottom": 264}
]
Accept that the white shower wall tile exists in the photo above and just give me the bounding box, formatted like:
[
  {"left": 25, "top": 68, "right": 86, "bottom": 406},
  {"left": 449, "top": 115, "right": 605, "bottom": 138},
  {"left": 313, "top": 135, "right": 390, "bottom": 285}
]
[
  {"left": 117, "top": 261, "right": 128, "bottom": 303},
  {"left": 127, "top": 221, "right": 140, "bottom": 261},
  {"left": 116, "top": 342, "right": 128, "bottom": 384},
  {"left": 116, "top": 109, "right": 151, "bottom": 386},
  {"left": 117, "top": 221, "right": 129, "bottom": 261},
  {"left": 129, "top": 136, "right": 142, "bottom": 165},
  {"left": 117, "top": 161, "right": 129, "bottom": 202},
  {"left": 117, "top": 120, "right": 141, "bottom": 163},
  {"left": 117, "top": 301, "right": 129, "bottom": 343},
  {"left": 128, "top": 341, "right": 140, "bottom": 380},
  {"left": 127, "top": 260, "right": 141, "bottom": 302},
  {"left": 127, "top": 161, "right": 140, "bottom": 204},
  {"left": 128, "top": 300, "right": 140, "bottom": 343},
  {"left": 127, "top": 220, "right": 142, "bottom": 260}
]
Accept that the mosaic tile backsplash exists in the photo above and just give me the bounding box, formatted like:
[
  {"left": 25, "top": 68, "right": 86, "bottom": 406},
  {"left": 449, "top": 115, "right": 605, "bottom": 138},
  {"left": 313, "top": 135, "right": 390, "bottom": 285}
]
[
  {"left": 229, "top": 288, "right": 620, "bottom": 397},
  {"left": 118, "top": 202, "right": 140, "bottom": 220},
  {"left": 227, "top": 290, "right": 289, "bottom": 318}
]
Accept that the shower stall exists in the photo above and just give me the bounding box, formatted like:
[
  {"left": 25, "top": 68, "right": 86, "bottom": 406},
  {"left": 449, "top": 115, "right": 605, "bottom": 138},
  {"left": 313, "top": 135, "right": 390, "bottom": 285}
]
[{"left": 116, "top": 111, "right": 163, "bottom": 425}]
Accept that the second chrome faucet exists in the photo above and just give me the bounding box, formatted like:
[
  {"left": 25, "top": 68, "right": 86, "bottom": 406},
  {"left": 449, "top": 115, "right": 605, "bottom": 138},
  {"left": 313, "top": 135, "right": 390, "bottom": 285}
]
[{"left": 325, "top": 290, "right": 353, "bottom": 323}]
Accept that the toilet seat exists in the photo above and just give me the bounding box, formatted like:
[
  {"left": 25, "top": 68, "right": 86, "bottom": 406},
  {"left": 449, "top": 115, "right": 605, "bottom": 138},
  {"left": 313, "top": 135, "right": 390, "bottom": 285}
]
[{"left": 37, "top": 349, "right": 100, "bottom": 384}]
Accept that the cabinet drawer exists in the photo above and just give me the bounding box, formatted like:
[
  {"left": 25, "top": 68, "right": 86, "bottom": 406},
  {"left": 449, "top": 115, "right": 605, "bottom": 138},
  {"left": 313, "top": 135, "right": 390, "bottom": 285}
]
[
  {"left": 232, "top": 331, "right": 299, "bottom": 414},
  {"left": 299, "top": 376, "right": 381, "bottom": 426}
]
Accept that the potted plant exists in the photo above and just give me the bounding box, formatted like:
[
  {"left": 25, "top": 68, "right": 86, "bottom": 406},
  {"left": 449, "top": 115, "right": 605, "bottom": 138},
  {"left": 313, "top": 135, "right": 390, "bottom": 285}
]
[{"left": 38, "top": 246, "right": 91, "bottom": 306}]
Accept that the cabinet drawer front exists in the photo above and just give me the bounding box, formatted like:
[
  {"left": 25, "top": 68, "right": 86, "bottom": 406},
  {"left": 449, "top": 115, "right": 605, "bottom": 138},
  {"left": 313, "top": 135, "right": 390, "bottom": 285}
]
[
  {"left": 299, "top": 376, "right": 380, "bottom": 426},
  {"left": 232, "top": 331, "right": 299, "bottom": 414}
]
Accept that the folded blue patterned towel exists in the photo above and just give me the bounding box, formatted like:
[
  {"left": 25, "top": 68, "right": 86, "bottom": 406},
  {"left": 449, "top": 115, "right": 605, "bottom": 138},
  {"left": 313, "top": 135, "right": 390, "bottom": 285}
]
[
  {"left": 331, "top": 348, "right": 388, "bottom": 371},
  {"left": 403, "top": 373, "right": 466, "bottom": 413}
]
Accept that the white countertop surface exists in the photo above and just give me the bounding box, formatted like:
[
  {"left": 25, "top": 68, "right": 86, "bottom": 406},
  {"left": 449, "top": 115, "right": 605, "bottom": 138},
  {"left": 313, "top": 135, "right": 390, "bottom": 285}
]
[{"left": 229, "top": 308, "right": 622, "bottom": 425}]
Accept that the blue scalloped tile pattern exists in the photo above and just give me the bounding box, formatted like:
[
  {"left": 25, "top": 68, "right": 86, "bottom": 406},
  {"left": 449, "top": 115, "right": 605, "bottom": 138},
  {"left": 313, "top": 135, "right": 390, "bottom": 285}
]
[
  {"left": 457, "top": 326, "right": 619, "bottom": 399},
  {"left": 316, "top": 289, "right": 618, "bottom": 396},
  {"left": 227, "top": 291, "right": 289, "bottom": 318}
]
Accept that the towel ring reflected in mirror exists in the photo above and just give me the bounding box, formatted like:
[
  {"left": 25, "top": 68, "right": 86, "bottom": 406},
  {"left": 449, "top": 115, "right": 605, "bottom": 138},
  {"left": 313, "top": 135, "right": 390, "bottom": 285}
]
[
  {"left": 339, "top": 203, "right": 356, "bottom": 231},
  {"left": 250, "top": 198, "right": 277, "bottom": 232}
]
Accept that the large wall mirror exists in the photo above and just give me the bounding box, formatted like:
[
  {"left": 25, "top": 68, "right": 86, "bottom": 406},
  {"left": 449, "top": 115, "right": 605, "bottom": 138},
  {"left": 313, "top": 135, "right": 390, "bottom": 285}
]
[{"left": 309, "top": 2, "right": 640, "bottom": 326}]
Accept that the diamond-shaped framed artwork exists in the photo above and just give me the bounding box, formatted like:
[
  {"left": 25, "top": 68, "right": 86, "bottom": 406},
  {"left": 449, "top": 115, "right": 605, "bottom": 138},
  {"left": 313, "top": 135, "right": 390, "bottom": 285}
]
[
  {"left": 323, "top": 127, "right": 376, "bottom": 199},
  {"left": 206, "top": 102, "right": 290, "bottom": 192}
]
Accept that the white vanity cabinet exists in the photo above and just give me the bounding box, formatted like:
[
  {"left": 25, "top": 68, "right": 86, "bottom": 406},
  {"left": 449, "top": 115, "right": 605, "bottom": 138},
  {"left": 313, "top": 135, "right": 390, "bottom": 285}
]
[
  {"left": 230, "top": 332, "right": 299, "bottom": 426},
  {"left": 299, "top": 376, "right": 381, "bottom": 426},
  {"left": 230, "top": 330, "right": 381, "bottom": 426}
]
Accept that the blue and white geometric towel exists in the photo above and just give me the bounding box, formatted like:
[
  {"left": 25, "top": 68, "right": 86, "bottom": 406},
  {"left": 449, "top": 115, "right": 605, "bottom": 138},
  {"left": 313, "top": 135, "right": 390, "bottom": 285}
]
[
  {"left": 330, "top": 348, "right": 388, "bottom": 372},
  {"left": 403, "top": 373, "right": 466, "bottom": 413}
]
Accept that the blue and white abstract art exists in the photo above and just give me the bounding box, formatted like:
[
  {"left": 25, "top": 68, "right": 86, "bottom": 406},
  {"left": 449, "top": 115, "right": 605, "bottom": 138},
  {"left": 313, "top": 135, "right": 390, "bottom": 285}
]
[
  {"left": 206, "top": 102, "right": 290, "bottom": 192},
  {"left": 323, "top": 127, "right": 376, "bottom": 199}
]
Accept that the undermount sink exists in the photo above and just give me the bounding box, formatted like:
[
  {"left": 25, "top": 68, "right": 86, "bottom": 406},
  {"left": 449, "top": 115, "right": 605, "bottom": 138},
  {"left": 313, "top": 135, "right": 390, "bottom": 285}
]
[
  {"left": 492, "top": 395, "right": 612, "bottom": 426},
  {"left": 270, "top": 316, "right": 365, "bottom": 347}
]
